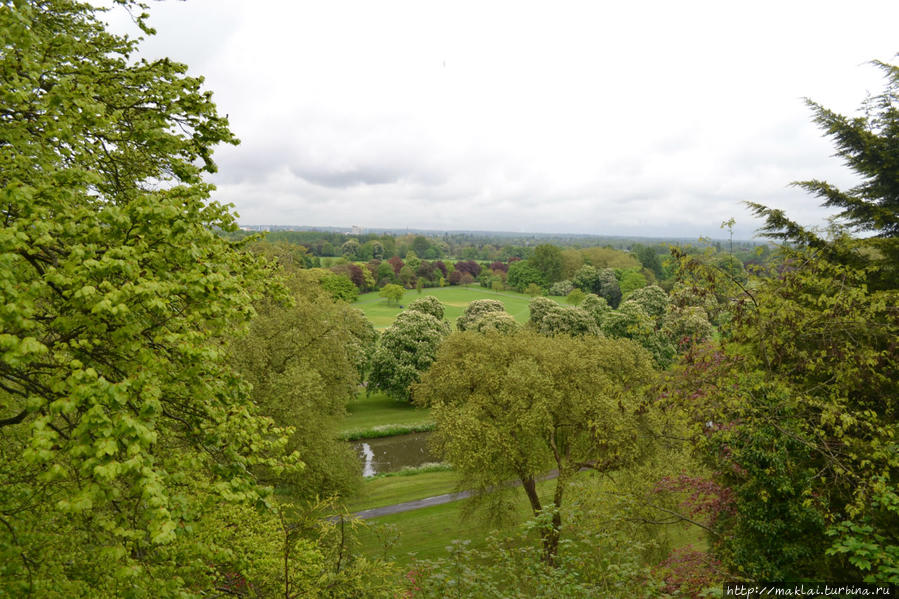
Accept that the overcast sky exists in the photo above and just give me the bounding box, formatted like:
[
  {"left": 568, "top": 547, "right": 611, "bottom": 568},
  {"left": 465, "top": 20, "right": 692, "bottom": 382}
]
[{"left": 105, "top": 1, "right": 898, "bottom": 239}]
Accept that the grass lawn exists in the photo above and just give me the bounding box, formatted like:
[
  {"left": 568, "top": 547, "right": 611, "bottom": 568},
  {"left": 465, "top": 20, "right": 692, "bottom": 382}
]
[
  {"left": 354, "top": 486, "right": 540, "bottom": 565},
  {"left": 346, "top": 470, "right": 460, "bottom": 512},
  {"left": 341, "top": 391, "right": 432, "bottom": 437},
  {"left": 350, "top": 469, "right": 706, "bottom": 567},
  {"left": 353, "top": 285, "right": 561, "bottom": 329}
]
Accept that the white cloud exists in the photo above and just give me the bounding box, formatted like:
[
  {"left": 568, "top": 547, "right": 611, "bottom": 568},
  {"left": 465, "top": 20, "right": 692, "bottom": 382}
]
[{"left": 102, "top": 0, "right": 899, "bottom": 239}]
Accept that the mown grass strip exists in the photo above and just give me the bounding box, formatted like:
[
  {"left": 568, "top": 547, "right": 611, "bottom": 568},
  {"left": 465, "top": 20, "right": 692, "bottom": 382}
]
[
  {"left": 340, "top": 422, "right": 435, "bottom": 441},
  {"left": 341, "top": 391, "right": 432, "bottom": 434},
  {"left": 367, "top": 462, "right": 451, "bottom": 479}
]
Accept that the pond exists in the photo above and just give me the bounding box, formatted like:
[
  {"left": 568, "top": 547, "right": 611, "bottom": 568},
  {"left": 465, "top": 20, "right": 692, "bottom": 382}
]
[{"left": 354, "top": 432, "right": 435, "bottom": 477}]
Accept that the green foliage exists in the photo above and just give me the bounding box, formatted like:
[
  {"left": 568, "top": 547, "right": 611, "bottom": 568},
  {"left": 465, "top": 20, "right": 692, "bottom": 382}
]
[
  {"left": 409, "top": 510, "right": 665, "bottom": 598},
  {"left": 529, "top": 301, "right": 600, "bottom": 337},
  {"left": 183, "top": 500, "right": 401, "bottom": 598},
  {"left": 669, "top": 238, "right": 899, "bottom": 581},
  {"left": 229, "top": 269, "right": 374, "bottom": 500},
  {"left": 414, "top": 330, "right": 656, "bottom": 563},
  {"left": 579, "top": 246, "right": 642, "bottom": 269},
  {"left": 531, "top": 244, "right": 564, "bottom": 284},
  {"left": 572, "top": 265, "right": 622, "bottom": 308},
  {"left": 507, "top": 260, "right": 546, "bottom": 292},
  {"left": 369, "top": 310, "right": 450, "bottom": 401},
  {"left": 456, "top": 299, "right": 506, "bottom": 331},
  {"left": 469, "top": 311, "right": 521, "bottom": 334},
  {"left": 565, "top": 288, "right": 586, "bottom": 305},
  {"left": 342, "top": 238, "right": 362, "bottom": 260},
  {"left": 749, "top": 60, "right": 899, "bottom": 290},
  {"left": 379, "top": 283, "right": 405, "bottom": 305},
  {"left": 618, "top": 267, "right": 649, "bottom": 295},
  {"left": 0, "top": 1, "right": 303, "bottom": 593},
  {"left": 580, "top": 293, "right": 611, "bottom": 326},
  {"left": 633, "top": 244, "right": 666, "bottom": 279},
  {"left": 318, "top": 269, "right": 361, "bottom": 302},
  {"left": 662, "top": 306, "right": 714, "bottom": 348},
  {"left": 601, "top": 301, "right": 677, "bottom": 368},
  {"left": 407, "top": 295, "right": 446, "bottom": 320},
  {"left": 548, "top": 279, "right": 575, "bottom": 296},
  {"left": 626, "top": 284, "right": 670, "bottom": 320}
]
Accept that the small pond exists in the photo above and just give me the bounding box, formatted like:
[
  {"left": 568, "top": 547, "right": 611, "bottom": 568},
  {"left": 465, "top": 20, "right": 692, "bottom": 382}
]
[{"left": 354, "top": 432, "right": 435, "bottom": 477}]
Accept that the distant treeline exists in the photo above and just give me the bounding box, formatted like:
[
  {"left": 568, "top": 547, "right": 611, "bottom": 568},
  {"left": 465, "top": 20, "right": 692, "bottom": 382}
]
[{"left": 227, "top": 229, "right": 769, "bottom": 263}]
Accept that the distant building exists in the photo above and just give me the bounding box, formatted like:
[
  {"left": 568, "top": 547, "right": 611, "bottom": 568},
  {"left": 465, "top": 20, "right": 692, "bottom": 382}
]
[{"left": 351, "top": 225, "right": 363, "bottom": 235}]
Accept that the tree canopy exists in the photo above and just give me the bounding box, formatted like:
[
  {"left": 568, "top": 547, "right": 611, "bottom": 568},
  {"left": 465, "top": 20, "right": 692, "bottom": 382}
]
[
  {"left": 369, "top": 307, "right": 450, "bottom": 401},
  {"left": 749, "top": 59, "right": 899, "bottom": 289},
  {"left": 0, "top": 0, "right": 301, "bottom": 593},
  {"left": 415, "top": 330, "right": 657, "bottom": 563}
]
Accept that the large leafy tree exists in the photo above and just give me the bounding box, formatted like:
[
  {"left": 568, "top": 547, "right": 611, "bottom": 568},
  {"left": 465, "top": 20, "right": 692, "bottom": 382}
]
[
  {"left": 670, "top": 241, "right": 898, "bottom": 581},
  {"left": 368, "top": 303, "right": 450, "bottom": 401},
  {"left": 530, "top": 244, "right": 564, "bottom": 284},
  {"left": 415, "top": 330, "right": 656, "bottom": 564},
  {"left": 0, "top": 1, "right": 300, "bottom": 594},
  {"left": 455, "top": 298, "right": 506, "bottom": 331},
  {"left": 714, "top": 60, "right": 899, "bottom": 580},
  {"left": 229, "top": 269, "right": 376, "bottom": 501}
]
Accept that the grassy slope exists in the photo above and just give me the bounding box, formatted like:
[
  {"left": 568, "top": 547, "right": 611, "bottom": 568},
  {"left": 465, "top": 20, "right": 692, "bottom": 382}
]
[
  {"left": 346, "top": 470, "right": 460, "bottom": 512},
  {"left": 353, "top": 285, "right": 557, "bottom": 329},
  {"left": 355, "top": 480, "right": 549, "bottom": 564},
  {"left": 352, "top": 471, "right": 706, "bottom": 566},
  {"left": 341, "top": 392, "right": 432, "bottom": 436}
]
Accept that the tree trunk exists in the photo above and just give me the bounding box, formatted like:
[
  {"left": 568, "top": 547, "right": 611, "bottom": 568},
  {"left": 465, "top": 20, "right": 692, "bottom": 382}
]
[
  {"left": 522, "top": 475, "right": 564, "bottom": 566},
  {"left": 521, "top": 476, "right": 542, "bottom": 515}
]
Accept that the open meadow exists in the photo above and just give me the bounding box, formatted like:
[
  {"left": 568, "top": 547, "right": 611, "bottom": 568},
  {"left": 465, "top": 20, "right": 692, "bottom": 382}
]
[{"left": 353, "top": 285, "right": 556, "bottom": 329}]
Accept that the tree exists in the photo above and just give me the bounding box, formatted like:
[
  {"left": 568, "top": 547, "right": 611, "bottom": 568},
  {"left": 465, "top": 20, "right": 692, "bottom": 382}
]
[
  {"left": 524, "top": 282, "right": 542, "bottom": 297},
  {"left": 467, "top": 310, "right": 520, "bottom": 334},
  {"left": 456, "top": 299, "right": 506, "bottom": 331},
  {"left": 749, "top": 59, "right": 899, "bottom": 289},
  {"left": 527, "top": 298, "right": 599, "bottom": 337},
  {"left": 597, "top": 268, "right": 623, "bottom": 308},
  {"left": 600, "top": 301, "right": 676, "bottom": 368},
  {"left": 415, "top": 331, "right": 656, "bottom": 564},
  {"left": 669, "top": 237, "right": 899, "bottom": 581},
  {"left": 531, "top": 244, "right": 564, "bottom": 284},
  {"left": 573, "top": 266, "right": 621, "bottom": 307},
  {"left": 406, "top": 295, "right": 446, "bottom": 320},
  {"left": 618, "top": 268, "right": 648, "bottom": 295},
  {"left": 398, "top": 264, "right": 416, "bottom": 288},
  {"left": 560, "top": 248, "right": 585, "bottom": 280},
  {"left": 549, "top": 280, "right": 575, "bottom": 297},
  {"left": 625, "top": 285, "right": 669, "bottom": 321},
  {"left": 566, "top": 288, "right": 586, "bottom": 305},
  {"left": 507, "top": 260, "right": 546, "bottom": 292},
  {"left": 341, "top": 238, "right": 361, "bottom": 260},
  {"left": 0, "top": 1, "right": 298, "bottom": 593},
  {"left": 368, "top": 310, "right": 450, "bottom": 401},
  {"left": 379, "top": 283, "right": 405, "bottom": 305},
  {"left": 387, "top": 255, "right": 404, "bottom": 275},
  {"left": 688, "top": 60, "right": 899, "bottom": 583},
  {"left": 363, "top": 239, "right": 385, "bottom": 260},
  {"left": 581, "top": 293, "right": 611, "bottom": 326},
  {"left": 412, "top": 235, "right": 432, "bottom": 257},
  {"left": 579, "top": 247, "right": 640, "bottom": 269},
  {"left": 633, "top": 244, "right": 665, "bottom": 279},
  {"left": 229, "top": 270, "right": 374, "bottom": 500},
  {"left": 317, "top": 270, "right": 359, "bottom": 302}
]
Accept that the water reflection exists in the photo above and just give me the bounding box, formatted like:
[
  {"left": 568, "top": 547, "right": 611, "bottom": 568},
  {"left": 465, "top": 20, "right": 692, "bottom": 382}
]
[{"left": 355, "top": 432, "right": 434, "bottom": 477}]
